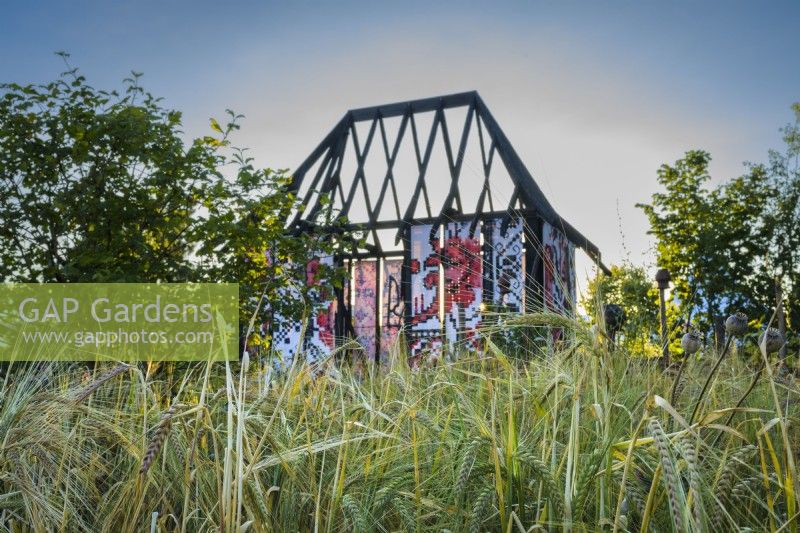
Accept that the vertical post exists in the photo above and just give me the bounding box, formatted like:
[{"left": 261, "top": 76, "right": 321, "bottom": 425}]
[
  {"left": 401, "top": 225, "right": 413, "bottom": 357},
  {"left": 522, "top": 216, "right": 542, "bottom": 355},
  {"left": 523, "top": 216, "right": 543, "bottom": 312},
  {"left": 655, "top": 268, "right": 671, "bottom": 368},
  {"left": 776, "top": 277, "right": 787, "bottom": 362},
  {"left": 374, "top": 258, "right": 382, "bottom": 364},
  {"left": 334, "top": 257, "right": 351, "bottom": 359},
  {"left": 482, "top": 218, "right": 494, "bottom": 311}
]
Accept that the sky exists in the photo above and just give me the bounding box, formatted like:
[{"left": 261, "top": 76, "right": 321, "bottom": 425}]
[{"left": 2, "top": 1, "right": 799, "bottom": 293}]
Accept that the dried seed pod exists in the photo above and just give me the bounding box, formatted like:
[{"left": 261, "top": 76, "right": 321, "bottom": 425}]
[
  {"left": 725, "top": 312, "right": 748, "bottom": 337},
  {"left": 759, "top": 327, "right": 785, "bottom": 355},
  {"left": 681, "top": 330, "right": 703, "bottom": 355},
  {"left": 603, "top": 303, "right": 626, "bottom": 336}
]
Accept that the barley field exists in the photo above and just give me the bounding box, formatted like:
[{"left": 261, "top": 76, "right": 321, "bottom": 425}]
[{"left": 0, "top": 312, "right": 796, "bottom": 532}]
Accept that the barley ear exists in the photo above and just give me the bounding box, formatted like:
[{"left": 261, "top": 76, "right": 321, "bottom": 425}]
[
  {"left": 73, "top": 363, "right": 131, "bottom": 404},
  {"left": 468, "top": 485, "right": 495, "bottom": 533},
  {"left": 392, "top": 496, "right": 416, "bottom": 532},
  {"left": 648, "top": 417, "right": 688, "bottom": 533},
  {"left": 341, "top": 494, "right": 368, "bottom": 532},
  {"left": 455, "top": 438, "right": 481, "bottom": 502},
  {"left": 140, "top": 403, "right": 181, "bottom": 476},
  {"left": 678, "top": 435, "right": 703, "bottom": 530}
]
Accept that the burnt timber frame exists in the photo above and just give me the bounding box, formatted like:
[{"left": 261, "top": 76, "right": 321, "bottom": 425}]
[{"left": 287, "top": 91, "right": 608, "bottom": 359}]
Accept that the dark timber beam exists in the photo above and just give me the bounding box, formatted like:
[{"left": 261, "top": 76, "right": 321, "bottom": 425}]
[
  {"left": 287, "top": 91, "right": 610, "bottom": 275},
  {"left": 349, "top": 91, "right": 478, "bottom": 121}
]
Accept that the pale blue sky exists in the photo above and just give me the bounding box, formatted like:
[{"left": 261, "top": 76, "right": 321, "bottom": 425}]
[{"left": 3, "top": 1, "right": 799, "bottom": 289}]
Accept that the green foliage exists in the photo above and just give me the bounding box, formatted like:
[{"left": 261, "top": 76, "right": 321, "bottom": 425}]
[
  {"left": 0, "top": 56, "right": 350, "bottom": 328},
  {"left": 582, "top": 263, "right": 678, "bottom": 356},
  {"left": 762, "top": 103, "right": 800, "bottom": 332},
  {"left": 636, "top": 104, "right": 800, "bottom": 350},
  {"left": 0, "top": 62, "right": 207, "bottom": 283},
  {"left": 637, "top": 150, "right": 773, "bottom": 335}
]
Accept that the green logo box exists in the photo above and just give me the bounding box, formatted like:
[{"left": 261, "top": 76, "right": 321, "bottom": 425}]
[{"left": 0, "top": 283, "right": 239, "bottom": 362}]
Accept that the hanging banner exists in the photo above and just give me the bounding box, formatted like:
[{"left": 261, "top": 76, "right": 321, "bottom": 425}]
[
  {"left": 272, "top": 284, "right": 304, "bottom": 366},
  {"left": 352, "top": 260, "right": 378, "bottom": 360},
  {"left": 381, "top": 258, "right": 404, "bottom": 359},
  {"left": 409, "top": 224, "right": 442, "bottom": 359},
  {"left": 484, "top": 217, "right": 524, "bottom": 313},
  {"left": 269, "top": 254, "right": 304, "bottom": 367},
  {"left": 542, "top": 221, "right": 576, "bottom": 314},
  {"left": 303, "top": 254, "right": 337, "bottom": 364},
  {"left": 443, "top": 221, "right": 482, "bottom": 352}
]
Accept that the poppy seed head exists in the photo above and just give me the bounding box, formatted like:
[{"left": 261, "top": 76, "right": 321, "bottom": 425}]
[
  {"left": 681, "top": 330, "right": 703, "bottom": 355},
  {"left": 759, "top": 327, "right": 785, "bottom": 355},
  {"left": 725, "top": 312, "right": 748, "bottom": 336}
]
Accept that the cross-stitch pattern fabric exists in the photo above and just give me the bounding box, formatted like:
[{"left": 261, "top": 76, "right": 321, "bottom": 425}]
[
  {"left": 352, "top": 260, "right": 378, "bottom": 360},
  {"left": 409, "top": 224, "right": 442, "bottom": 359},
  {"left": 303, "top": 254, "right": 337, "bottom": 363},
  {"left": 271, "top": 284, "right": 304, "bottom": 367},
  {"left": 443, "top": 221, "right": 482, "bottom": 352},
  {"left": 484, "top": 217, "right": 525, "bottom": 313},
  {"left": 542, "top": 221, "right": 576, "bottom": 314},
  {"left": 381, "top": 258, "right": 404, "bottom": 359}
]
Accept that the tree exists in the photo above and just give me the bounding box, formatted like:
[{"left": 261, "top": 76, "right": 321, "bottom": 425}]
[
  {"left": 0, "top": 55, "right": 349, "bottom": 331},
  {"left": 0, "top": 60, "right": 221, "bottom": 283},
  {"left": 637, "top": 150, "right": 772, "bottom": 339},
  {"left": 762, "top": 103, "right": 800, "bottom": 333}
]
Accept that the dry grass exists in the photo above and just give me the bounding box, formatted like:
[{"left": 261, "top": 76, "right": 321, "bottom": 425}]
[{"left": 0, "top": 314, "right": 797, "bottom": 532}]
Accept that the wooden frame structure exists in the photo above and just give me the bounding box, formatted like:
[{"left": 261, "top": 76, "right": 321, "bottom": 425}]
[{"left": 287, "top": 91, "right": 607, "bottom": 359}]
